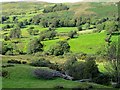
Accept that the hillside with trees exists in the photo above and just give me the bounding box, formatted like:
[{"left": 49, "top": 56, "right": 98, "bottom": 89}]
[{"left": 1, "top": 1, "right": 120, "bottom": 89}]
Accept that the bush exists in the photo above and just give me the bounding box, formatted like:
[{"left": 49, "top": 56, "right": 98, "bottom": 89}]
[
  {"left": 4, "top": 35, "right": 10, "bottom": 41},
  {"left": 93, "top": 73, "right": 110, "bottom": 85},
  {"left": 7, "top": 59, "right": 21, "bottom": 64},
  {"left": 33, "top": 68, "right": 62, "bottom": 80},
  {"left": 49, "top": 63, "right": 62, "bottom": 71},
  {"left": 22, "top": 61, "right": 27, "bottom": 64},
  {"left": 77, "top": 26, "right": 82, "bottom": 31},
  {"left": 2, "top": 64, "right": 15, "bottom": 68},
  {"left": 96, "top": 23, "right": 105, "bottom": 33},
  {"left": 0, "top": 70, "right": 9, "bottom": 78},
  {"left": 5, "top": 50, "right": 13, "bottom": 55},
  {"left": 9, "top": 27, "right": 21, "bottom": 38},
  {"left": 30, "top": 58, "right": 51, "bottom": 67},
  {"left": 68, "top": 30, "right": 77, "bottom": 38}
]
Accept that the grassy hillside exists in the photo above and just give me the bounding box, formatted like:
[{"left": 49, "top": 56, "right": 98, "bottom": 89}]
[
  {"left": 2, "top": 2, "right": 118, "bottom": 17},
  {"left": 1, "top": 1, "right": 120, "bottom": 89},
  {"left": 2, "top": 64, "right": 112, "bottom": 88}
]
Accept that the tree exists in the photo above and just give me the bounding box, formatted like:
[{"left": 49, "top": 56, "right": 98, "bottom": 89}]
[
  {"left": 9, "top": 28, "right": 21, "bottom": 38},
  {"left": 68, "top": 31, "right": 77, "bottom": 38},
  {"left": 104, "top": 40, "right": 120, "bottom": 87},
  {"left": 105, "top": 21, "right": 118, "bottom": 35},
  {"left": 12, "top": 16, "right": 17, "bottom": 22},
  {"left": 39, "top": 30, "right": 57, "bottom": 41},
  {"left": 27, "top": 29, "right": 33, "bottom": 35},
  {"left": 48, "top": 41, "right": 70, "bottom": 56},
  {"left": 63, "top": 57, "right": 99, "bottom": 80},
  {"left": 27, "top": 38, "right": 43, "bottom": 54},
  {"left": 77, "top": 26, "right": 82, "bottom": 31},
  {"left": 2, "top": 16, "right": 9, "bottom": 23},
  {"left": 17, "top": 21, "right": 24, "bottom": 28},
  {"left": 96, "top": 23, "right": 105, "bottom": 32},
  {"left": 1, "top": 42, "right": 14, "bottom": 55},
  {"left": 84, "top": 57, "right": 99, "bottom": 79},
  {"left": 84, "top": 23, "right": 90, "bottom": 30},
  {"left": 4, "top": 35, "right": 10, "bottom": 41}
]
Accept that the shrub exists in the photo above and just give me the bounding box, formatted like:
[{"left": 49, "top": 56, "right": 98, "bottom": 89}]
[
  {"left": 68, "top": 30, "right": 77, "bottom": 38},
  {"left": 77, "top": 26, "right": 82, "bottom": 31},
  {"left": 22, "top": 61, "right": 27, "bottom": 64},
  {"left": 96, "top": 23, "right": 105, "bottom": 33},
  {"left": 33, "top": 69, "right": 54, "bottom": 79},
  {"left": 9, "top": 27, "right": 21, "bottom": 38},
  {"left": 4, "top": 35, "right": 10, "bottom": 41},
  {"left": 0, "top": 70, "right": 9, "bottom": 78},
  {"left": 5, "top": 50, "right": 13, "bottom": 55},
  {"left": 30, "top": 58, "right": 51, "bottom": 67},
  {"left": 49, "top": 63, "right": 62, "bottom": 71},
  {"left": 7, "top": 59, "right": 21, "bottom": 64},
  {"left": 93, "top": 73, "right": 110, "bottom": 85},
  {"left": 2, "top": 64, "right": 14, "bottom": 68},
  {"left": 84, "top": 23, "right": 90, "bottom": 29}
]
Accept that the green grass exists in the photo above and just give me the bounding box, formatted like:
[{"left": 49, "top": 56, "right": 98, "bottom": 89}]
[
  {"left": 69, "top": 32, "right": 118, "bottom": 54},
  {"left": 42, "top": 39, "right": 60, "bottom": 51},
  {"left": 56, "top": 27, "right": 77, "bottom": 33},
  {"left": 2, "top": 64, "right": 112, "bottom": 88},
  {"left": 89, "top": 2, "right": 118, "bottom": 17}
]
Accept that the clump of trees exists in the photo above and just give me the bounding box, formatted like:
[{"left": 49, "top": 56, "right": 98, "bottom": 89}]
[
  {"left": 27, "top": 38, "right": 43, "bottom": 54},
  {"left": 43, "top": 4, "right": 69, "bottom": 13},
  {"left": 48, "top": 40, "right": 70, "bottom": 56},
  {"left": 63, "top": 56, "right": 99, "bottom": 80},
  {"left": 27, "top": 28, "right": 39, "bottom": 35},
  {"left": 1, "top": 41, "right": 22, "bottom": 55},
  {"left": 39, "top": 29, "right": 57, "bottom": 41}
]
